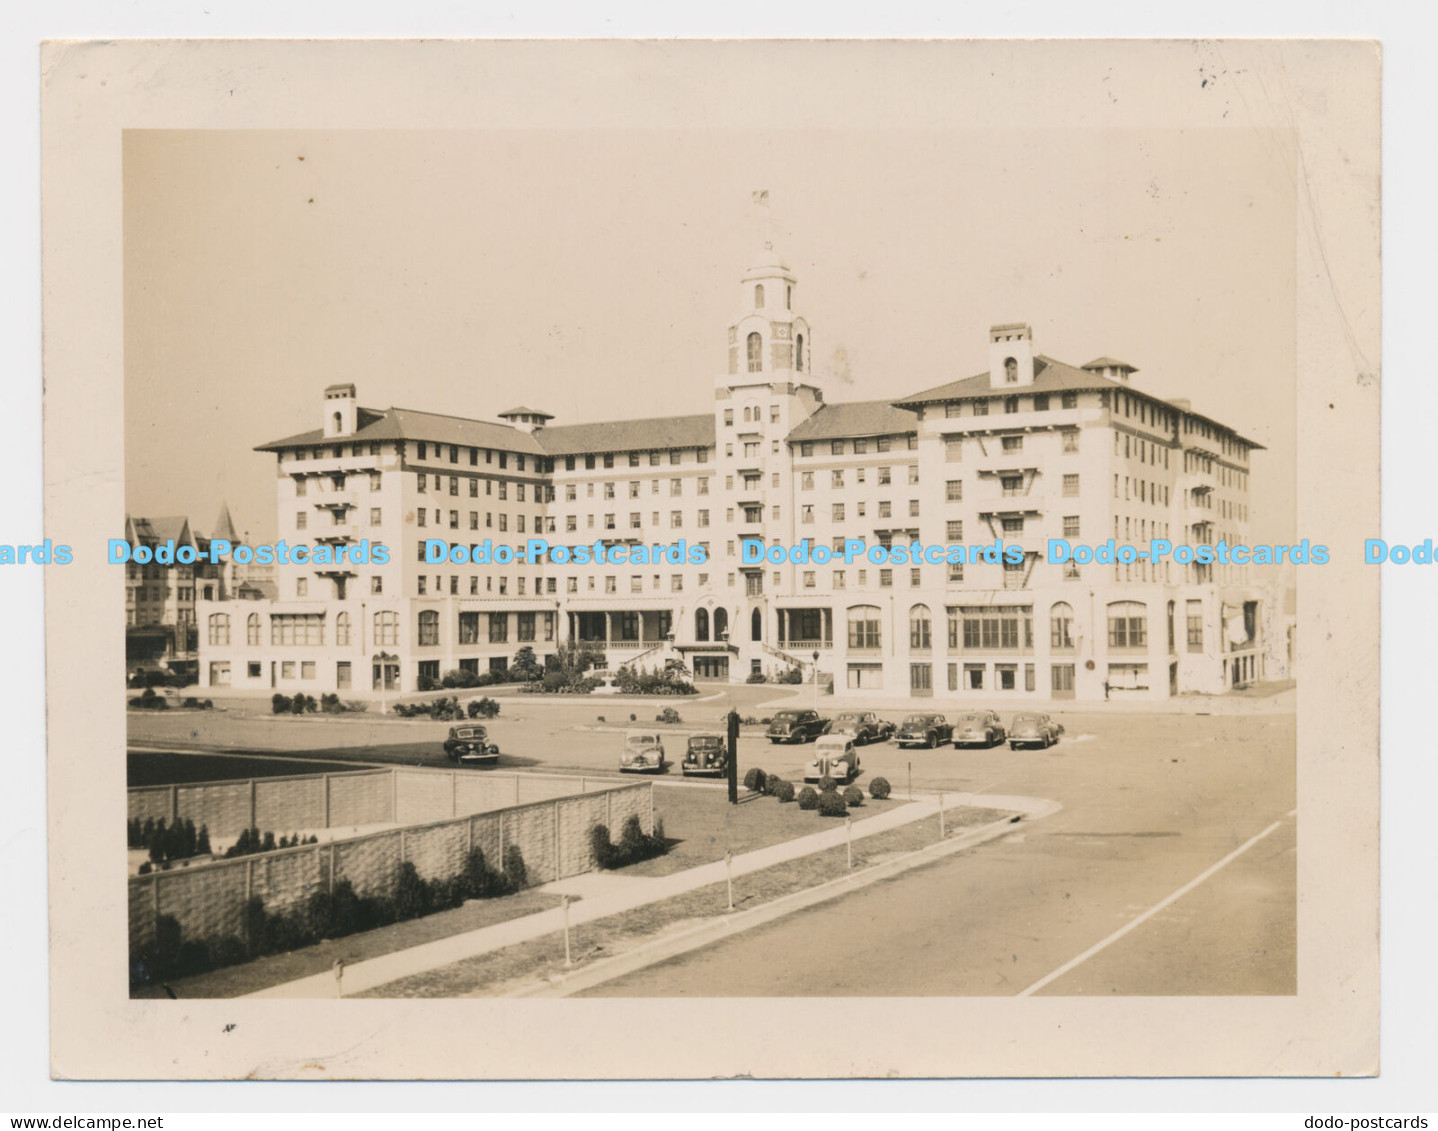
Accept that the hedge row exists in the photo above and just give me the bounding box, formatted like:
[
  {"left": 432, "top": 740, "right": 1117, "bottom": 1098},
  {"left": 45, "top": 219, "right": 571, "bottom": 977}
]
[
  {"left": 130, "top": 844, "right": 529, "bottom": 987},
  {"left": 589, "top": 814, "right": 669, "bottom": 870}
]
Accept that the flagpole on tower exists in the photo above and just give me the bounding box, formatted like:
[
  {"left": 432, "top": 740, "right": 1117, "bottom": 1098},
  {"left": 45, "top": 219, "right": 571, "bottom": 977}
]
[{"left": 751, "top": 189, "right": 772, "bottom": 250}]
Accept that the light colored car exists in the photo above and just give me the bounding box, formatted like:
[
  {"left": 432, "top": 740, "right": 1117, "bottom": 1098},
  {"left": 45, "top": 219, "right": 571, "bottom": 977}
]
[
  {"left": 619, "top": 730, "right": 668, "bottom": 773},
  {"left": 1007, "top": 713, "right": 1064, "bottom": 750},
  {"left": 953, "top": 710, "right": 1006, "bottom": 748},
  {"left": 803, "top": 735, "right": 860, "bottom": 784}
]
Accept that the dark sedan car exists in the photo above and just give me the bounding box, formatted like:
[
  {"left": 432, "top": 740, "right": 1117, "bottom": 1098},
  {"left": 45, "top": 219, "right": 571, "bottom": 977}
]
[
  {"left": 682, "top": 732, "right": 728, "bottom": 776},
  {"left": 896, "top": 712, "right": 954, "bottom": 749},
  {"left": 826, "top": 711, "right": 890, "bottom": 746},
  {"left": 443, "top": 724, "right": 500, "bottom": 766},
  {"left": 1007, "top": 712, "right": 1064, "bottom": 750},
  {"left": 953, "top": 710, "right": 1007, "bottom": 748},
  {"left": 766, "top": 708, "right": 828, "bottom": 744}
]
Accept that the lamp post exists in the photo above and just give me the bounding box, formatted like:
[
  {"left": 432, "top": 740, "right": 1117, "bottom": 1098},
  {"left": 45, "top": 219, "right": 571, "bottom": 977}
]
[{"left": 812, "top": 649, "right": 820, "bottom": 710}]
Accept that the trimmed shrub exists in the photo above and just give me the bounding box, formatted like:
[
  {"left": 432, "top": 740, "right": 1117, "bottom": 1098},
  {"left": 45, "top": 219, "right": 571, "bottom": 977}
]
[
  {"left": 796, "top": 786, "right": 819, "bottom": 811},
  {"left": 502, "top": 844, "right": 528, "bottom": 892},
  {"left": 591, "top": 816, "right": 669, "bottom": 870},
  {"left": 745, "top": 671, "right": 768, "bottom": 684},
  {"left": 842, "top": 785, "right": 864, "bottom": 808},
  {"left": 415, "top": 673, "right": 439, "bottom": 692},
  {"left": 775, "top": 667, "right": 804, "bottom": 684},
  {"left": 818, "top": 775, "right": 837, "bottom": 794},
  {"left": 441, "top": 668, "right": 482, "bottom": 689},
  {"left": 771, "top": 779, "right": 796, "bottom": 803},
  {"left": 869, "top": 777, "right": 892, "bottom": 800},
  {"left": 817, "top": 790, "right": 848, "bottom": 818},
  {"left": 656, "top": 706, "right": 682, "bottom": 725},
  {"left": 467, "top": 697, "right": 500, "bottom": 719},
  {"left": 394, "top": 861, "right": 432, "bottom": 921},
  {"left": 743, "top": 767, "right": 768, "bottom": 794}
]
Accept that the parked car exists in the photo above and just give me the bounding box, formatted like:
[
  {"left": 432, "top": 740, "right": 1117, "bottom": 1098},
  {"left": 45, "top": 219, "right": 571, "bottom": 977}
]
[
  {"left": 1007, "top": 713, "right": 1064, "bottom": 750},
  {"left": 681, "top": 732, "right": 728, "bottom": 777},
  {"left": 896, "top": 712, "right": 954, "bottom": 749},
  {"left": 803, "top": 735, "right": 861, "bottom": 784},
  {"left": 827, "top": 711, "right": 890, "bottom": 745},
  {"left": 619, "top": 730, "right": 668, "bottom": 773},
  {"left": 443, "top": 724, "right": 500, "bottom": 766},
  {"left": 953, "top": 710, "right": 1007, "bottom": 749},
  {"left": 766, "top": 708, "right": 828, "bottom": 744}
]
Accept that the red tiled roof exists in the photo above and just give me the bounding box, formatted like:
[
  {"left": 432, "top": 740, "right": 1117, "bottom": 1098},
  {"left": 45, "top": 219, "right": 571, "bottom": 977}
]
[{"left": 785, "top": 399, "right": 918, "bottom": 443}]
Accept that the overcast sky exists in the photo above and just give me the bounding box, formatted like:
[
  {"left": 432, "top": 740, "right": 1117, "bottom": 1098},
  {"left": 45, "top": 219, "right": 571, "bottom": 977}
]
[{"left": 124, "top": 127, "right": 1296, "bottom": 546}]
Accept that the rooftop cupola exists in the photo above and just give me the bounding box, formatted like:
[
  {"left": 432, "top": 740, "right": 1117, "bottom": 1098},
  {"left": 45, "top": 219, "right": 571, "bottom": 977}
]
[
  {"left": 498, "top": 406, "right": 554, "bottom": 433},
  {"left": 989, "top": 323, "right": 1036, "bottom": 388},
  {"left": 323, "top": 383, "right": 357, "bottom": 437},
  {"left": 1081, "top": 357, "right": 1140, "bottom": 383}
]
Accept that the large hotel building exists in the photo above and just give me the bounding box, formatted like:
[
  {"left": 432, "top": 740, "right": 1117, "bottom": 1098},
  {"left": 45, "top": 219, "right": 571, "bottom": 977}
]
[{"left": 196, "top": 241, "right": 1270, "bottom": 702}]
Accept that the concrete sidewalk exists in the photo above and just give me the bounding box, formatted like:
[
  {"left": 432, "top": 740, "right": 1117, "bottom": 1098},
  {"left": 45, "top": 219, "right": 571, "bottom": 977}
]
[{"left": 245, "top": 789, "right": 1056, "bottom": 999}]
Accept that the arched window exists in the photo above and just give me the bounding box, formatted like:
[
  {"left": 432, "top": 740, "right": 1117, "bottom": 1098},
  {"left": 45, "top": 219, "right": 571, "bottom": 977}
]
[
  {"left": 713, "top": 607, "right": 729, "bottom": 639},
  {"left": 1167, "top": 601, "right": 1175, "bottom": 650},
  {"left": 695, "top": 607, "right": 710, "bottom": 642},
  {"left": 909, "top": 604, "right": 931, "bottom": 650},
  {"left": 374, "top": 610, "right": 399, "bottom": 646},
  {"left": 848, "top": 605, "right": 882, "bottom": 650},
  {"left": 336, "top": 611, "right": 350, "bottom": 646},
  {"left": 743, "top": 406, "right": 752, "bottom": 423},
  {"left": 754, "top": 283, "right": 765, "bottom": 308},
  {"left": 246, "top": 612, "right": 260, "bottom": 645},
  {"left": 746, "top": 332, "right": 763, "bottom": 373},
  {"left": 1050, "top": 602, "right": 1074, "bottom": 650},
  {"left": 1107, "top": 601, "right": 1147, "bottom": 649},
  {"left": 207, "top": 613, "right": 230, "bottom": 646},
  {"left": 751, "top": 608, "right": 762, "bottom": 642},
  {"left": 1004, "top": 357, "right": 1018, "bottom": 383},
  {"left": 795, "top": 333, "right": 804, "bottom": 372},
  {"left": 332, "top": 411, "right": 342, "bottom": 434},
  {"left": 418, "top": 610, "right": 439, "bottom": 646},
  {"left": 786, "top": 284, "right": 792, "bottom": 310}
]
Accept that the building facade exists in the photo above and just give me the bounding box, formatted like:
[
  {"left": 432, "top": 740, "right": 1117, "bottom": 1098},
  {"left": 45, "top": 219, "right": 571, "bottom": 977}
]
[
  {"left": 125, "top": 507, "right": 238, "bottom": 672},
  {"left": 196, "top": 244, "right": 1267, "bottom": 702}
]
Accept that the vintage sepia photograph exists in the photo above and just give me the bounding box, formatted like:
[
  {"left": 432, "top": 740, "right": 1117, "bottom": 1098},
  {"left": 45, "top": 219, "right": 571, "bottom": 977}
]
[{"left": 41, "top": 38, "right": 1380, "bottom": 1080}]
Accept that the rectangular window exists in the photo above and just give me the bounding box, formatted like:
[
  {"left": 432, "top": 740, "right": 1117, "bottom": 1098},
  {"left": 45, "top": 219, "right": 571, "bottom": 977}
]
[
  {"left": 831, "top": 503, "right": 844, "bottom": 522},
  {"left": 1063, "top": 473, "right": 1080, "bottom": 497},
  {"left": 945, "top": 439, "right": 963, "bottom": 462},
  {"left": 910, "top": 664, "right": 932, "bottom": 692},
  {"left": 1001, "top": 436, "right": 1023, "bottom": 452},
  {"left": 1187, "top": 600, "right": 1204, "bottom": 651},
  {"left": 488, "top": 614, "right": 508, "bottom": 644},
  {"left": 945, "top": 520, "right": 963, "bottom": 541},
  {"left": 1063, "top": 515, "right": 1080, "bottom": 538}
]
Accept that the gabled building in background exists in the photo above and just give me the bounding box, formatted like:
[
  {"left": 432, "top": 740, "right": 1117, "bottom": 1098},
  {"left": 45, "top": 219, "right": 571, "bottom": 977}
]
[
  {"left": 195, "top": 239, "right": 1268, "bottom": 702},
  {"left": 124, "top": 506, "right": 239, "bottom": 673}
]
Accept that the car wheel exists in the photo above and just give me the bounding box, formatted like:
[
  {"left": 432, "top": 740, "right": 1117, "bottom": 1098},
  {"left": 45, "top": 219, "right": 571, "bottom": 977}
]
[
  {"left": 1009, "top": 742, "right": 1018, "bottom": 751},
  {"left": 927, "top": 732, "right": 936, "bottom": 749}
]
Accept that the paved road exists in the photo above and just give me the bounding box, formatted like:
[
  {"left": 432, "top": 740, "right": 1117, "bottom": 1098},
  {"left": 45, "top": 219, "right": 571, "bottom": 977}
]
[
  {"left": 128, "top": 688, "right": 1296, "bottom": 997},
  {"left": 577, "top": 712, "right": 1296, "bottom": 997}
]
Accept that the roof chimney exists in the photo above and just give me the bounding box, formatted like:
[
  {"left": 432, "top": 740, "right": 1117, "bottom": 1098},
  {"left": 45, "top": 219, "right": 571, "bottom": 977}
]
[
  {"left": 497, "top": 406, "right": 555, "bottom": 434},
  {"left": 989, "top": 323, "right": 1035, "bottom": 389}
]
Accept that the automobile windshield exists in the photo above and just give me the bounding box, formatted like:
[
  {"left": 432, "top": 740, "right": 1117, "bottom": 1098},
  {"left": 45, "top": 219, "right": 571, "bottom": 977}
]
[
  {"left": 958, "top": 714, "right": 986, "bottom": 726},
  {"left": 835, "top": 714, "right": 861, "bottom": 723},
  {"left": 772, "top": 711, "right": 799, "bottom": 721},
  {"left": 690, "top": 736, "right": 722, "bottom": 747},
  {"left": 456, "top": 728, "right": 483, "bottom": 738},
  {"left": 902, "top": 715, "right": 930, "bottom": 725},
  {"left": 1012, "top": 715, "right": 1041, "bottom": 727},
  {"left": 627, "top": 735, "right": 658, "bottom": 745}
]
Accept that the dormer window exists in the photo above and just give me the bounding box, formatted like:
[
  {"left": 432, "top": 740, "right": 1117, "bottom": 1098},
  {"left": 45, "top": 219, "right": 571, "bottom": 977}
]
[
  {"left": 331, "top": 411, "right": 342, "bottom": 435},
  {"left": 1004, "top": 357, "right": 1018, "bottom": 383},
  {"left": 755, "top": 284, "right": 765, "bottom": 308}
]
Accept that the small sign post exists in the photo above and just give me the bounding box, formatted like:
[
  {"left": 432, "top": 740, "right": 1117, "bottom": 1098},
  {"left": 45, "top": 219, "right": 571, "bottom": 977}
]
[
  {"left": 845, "top": 815, "right": 853, "bottom": 869},
  {"left": 562, "top": 894, "right": 573, "bottom": 967},
  {"left": 725, "top": 849, "right": 735, "bottom": 912}
]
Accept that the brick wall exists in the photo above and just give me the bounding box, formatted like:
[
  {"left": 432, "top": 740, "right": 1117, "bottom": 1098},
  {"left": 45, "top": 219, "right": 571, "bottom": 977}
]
[{"left": 128, "top": 779, "right": 653, "bottom": 953}]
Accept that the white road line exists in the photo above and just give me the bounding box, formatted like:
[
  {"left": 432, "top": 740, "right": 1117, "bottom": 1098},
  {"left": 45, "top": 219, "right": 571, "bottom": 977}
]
[{"left": 1017, "top": 817, "right": 1286, "bottom": 997}]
